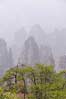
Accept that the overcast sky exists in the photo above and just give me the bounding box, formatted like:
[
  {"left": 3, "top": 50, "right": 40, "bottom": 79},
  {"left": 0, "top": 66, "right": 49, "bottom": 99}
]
[{"left": 0, "top": 0, "right": 66, "bottom": 45}]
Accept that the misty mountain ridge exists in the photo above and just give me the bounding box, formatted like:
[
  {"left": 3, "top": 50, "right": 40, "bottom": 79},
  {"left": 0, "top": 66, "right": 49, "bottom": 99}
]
[
  {"left": 0, "top": 24, "right": 66, "bottom": 75},
  {"left": 13, "top": 24, "right": 66, "bottom": 71},
  {"left": 14, "top": 24, "right": 66, "bottom": 58}
]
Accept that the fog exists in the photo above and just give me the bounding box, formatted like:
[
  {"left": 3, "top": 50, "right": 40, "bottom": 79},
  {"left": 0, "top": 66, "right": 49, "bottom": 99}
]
[{"left": 0, "top": 0, "right": 66, "bottom": 45}]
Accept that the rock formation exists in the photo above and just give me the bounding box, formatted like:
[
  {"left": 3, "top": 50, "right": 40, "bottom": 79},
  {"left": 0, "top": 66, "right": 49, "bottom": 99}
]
[
  {"left": 12, "top": 27, "right": 27, "bottom": 64},
  {"left": 0, "top": 39, "right": 14, "bottom": 76},
  {"left": 20, "top": 36, "right": 40, "bottom": 66},
  {"left": 39, "top": 45, "right": 55, "bottom": 66}
]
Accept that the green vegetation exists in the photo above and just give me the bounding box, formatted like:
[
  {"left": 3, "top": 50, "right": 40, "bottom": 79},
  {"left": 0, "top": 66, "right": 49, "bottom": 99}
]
[{"left": 0, "top": 64, "right": 66, "bottom": 99}]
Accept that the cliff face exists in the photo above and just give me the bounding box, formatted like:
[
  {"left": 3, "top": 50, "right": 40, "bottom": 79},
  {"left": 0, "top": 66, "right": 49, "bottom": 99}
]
[
  {"left": 47, "top": 29, "right": 66, "bottom": 58},
  {"left": 0, "top": 39, "right": 9, "bottom": 65},
  {"left": 39, "top": 46, "right": 55, "bottom": 66},
  {"left": 13, "top": 27, "right": 27, "bottom": 64},
  {"left": 20, "top": 36, "right": 55, "bottom": 66},
  {"left": 20, "top": 36, "right": 40, "bottom": 66},
  {"left": 0, "top": 39, "right": 13, "bottom": 76}
]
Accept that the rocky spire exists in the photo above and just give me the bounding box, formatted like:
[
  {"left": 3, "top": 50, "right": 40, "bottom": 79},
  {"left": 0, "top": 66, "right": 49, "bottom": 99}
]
[
  {"left": 0, "top": 38, "right": 9, "bottom": 75},
  {"left": 20, "top": 36, "right": 40, "bottom": 66}
]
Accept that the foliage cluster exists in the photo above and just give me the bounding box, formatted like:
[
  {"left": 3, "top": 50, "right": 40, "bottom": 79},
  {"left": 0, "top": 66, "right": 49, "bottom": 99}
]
[{"left": 0, "top": 64, "right": 66, "bottom": 99}]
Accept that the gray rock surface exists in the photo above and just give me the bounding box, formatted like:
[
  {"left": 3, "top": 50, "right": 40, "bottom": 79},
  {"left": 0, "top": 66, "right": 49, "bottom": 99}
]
[
  {"left": 20, "top": 36, "right": 40, "bottom": 66},
  {"left": 0, "top": 39, "right": 13, "bottom": 75},
  {"left": 39, "top": 45, "right": 55, "bottom": 66}
]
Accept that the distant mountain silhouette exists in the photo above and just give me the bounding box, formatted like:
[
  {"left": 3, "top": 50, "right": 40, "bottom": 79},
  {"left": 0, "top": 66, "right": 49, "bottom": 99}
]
[
  {"left": 39, "top": 45, "right": 55, "bottom": 66},
  {"left": 30, "top": 24, "right": 47, "bottom": 45},
  {"left": 20, "top": 36, "right": 40, "bottom": 66},
  {"left": 0, "top": 39, "right": 13, "bottom": 76},
  {"left": 12, "top": 27, "right": 27, "bottom": 64},
  {"left": 20, "top": 36, "right": 55, "bottom": 66},
  {"left": 12, "top": 25, "right": 66, "bottom": 71},
  {"left": 47, "top": 29, "right": 66, "bottom": 58}
]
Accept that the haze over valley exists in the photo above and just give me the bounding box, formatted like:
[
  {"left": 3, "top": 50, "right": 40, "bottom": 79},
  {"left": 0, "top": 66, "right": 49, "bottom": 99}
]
[{"left": 0, "top": 0, "right": 66, "bottom": 75}]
